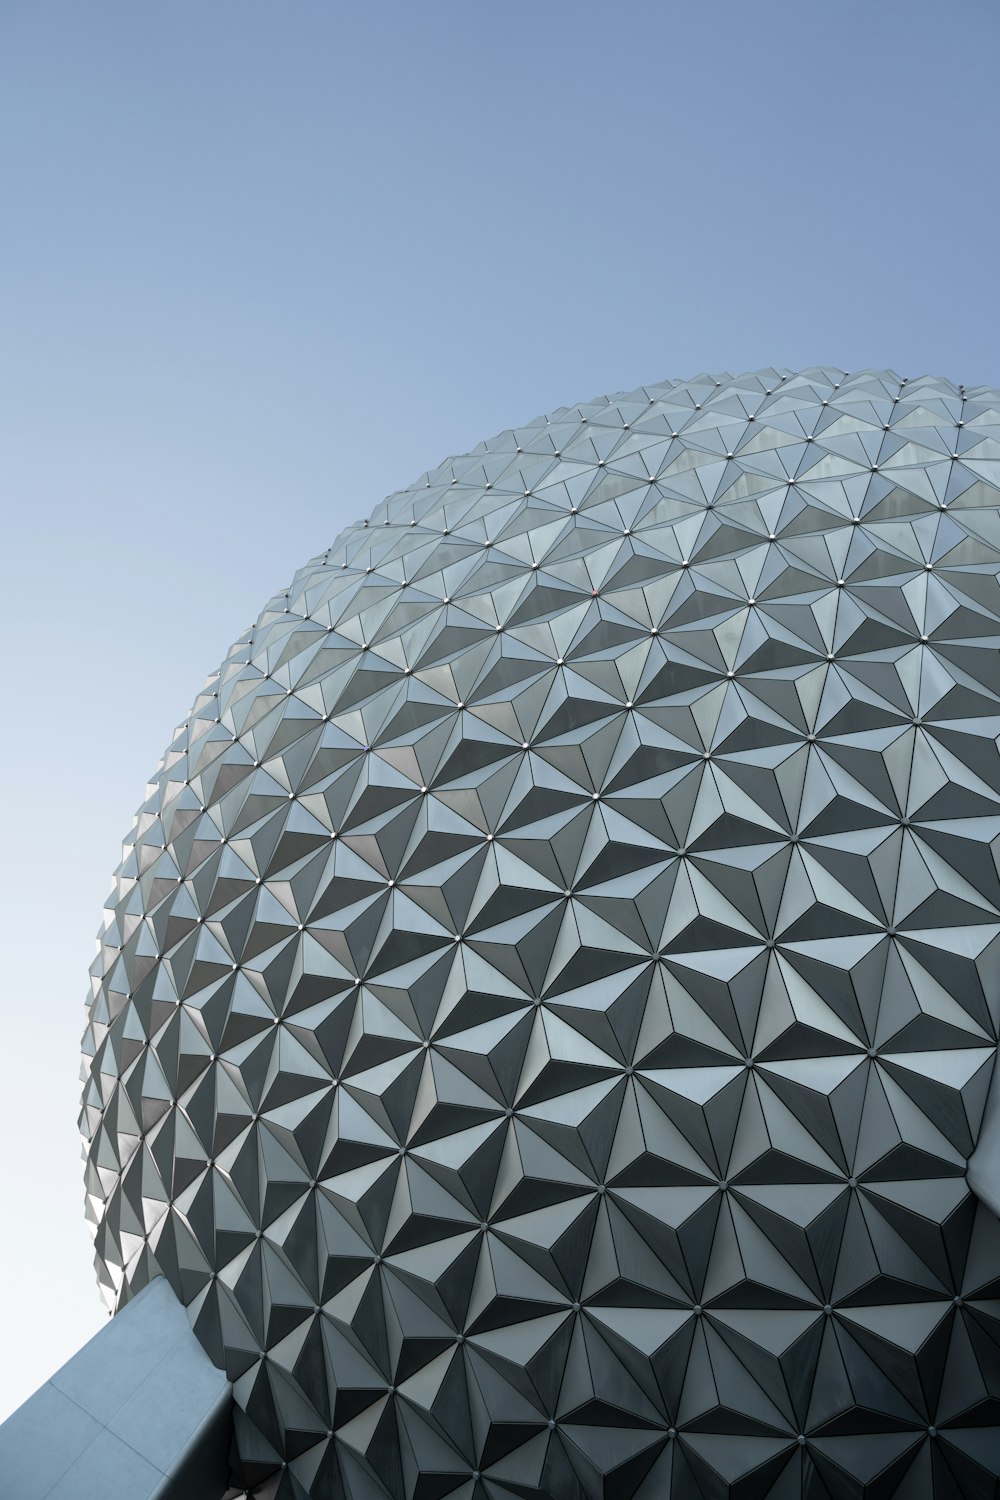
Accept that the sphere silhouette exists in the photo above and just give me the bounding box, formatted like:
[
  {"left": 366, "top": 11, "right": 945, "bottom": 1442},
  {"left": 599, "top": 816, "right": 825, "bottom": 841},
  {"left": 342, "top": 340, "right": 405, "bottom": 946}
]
[{"left": 82, "top": 368, "right": 1000, "bottom": 1499}]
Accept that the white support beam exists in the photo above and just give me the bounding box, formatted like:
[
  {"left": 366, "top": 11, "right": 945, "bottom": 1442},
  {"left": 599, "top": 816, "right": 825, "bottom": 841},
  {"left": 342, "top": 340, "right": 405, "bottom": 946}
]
[{"left": 0, "top": 1278, "right": 232, "bottom": 1500}]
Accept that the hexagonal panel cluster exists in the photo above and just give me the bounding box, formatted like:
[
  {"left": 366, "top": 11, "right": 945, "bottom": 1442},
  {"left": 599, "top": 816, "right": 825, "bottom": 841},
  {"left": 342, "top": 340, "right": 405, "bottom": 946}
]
[{"left": 82, "top": 368, "right": 1000, "bottom": 1498}]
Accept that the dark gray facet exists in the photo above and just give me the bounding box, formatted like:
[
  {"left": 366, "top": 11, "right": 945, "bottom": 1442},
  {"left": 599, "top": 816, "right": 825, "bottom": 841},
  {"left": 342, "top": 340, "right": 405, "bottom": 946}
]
[
  {"left": 81, "top": 368, "right": 1000, "bottom": 1499},
  {"left": 0, "top": 1276, "right": 232, "bottom": 1500},
  {"left": 969, "top": 1064, "right": 1000, "bottom": 1220}
]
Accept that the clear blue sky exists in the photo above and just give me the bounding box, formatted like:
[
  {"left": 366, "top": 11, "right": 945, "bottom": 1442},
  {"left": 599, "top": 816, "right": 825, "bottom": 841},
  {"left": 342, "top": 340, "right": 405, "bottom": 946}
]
[{"left": 1, "top": 0, "right": 997, "bottom": 1419}]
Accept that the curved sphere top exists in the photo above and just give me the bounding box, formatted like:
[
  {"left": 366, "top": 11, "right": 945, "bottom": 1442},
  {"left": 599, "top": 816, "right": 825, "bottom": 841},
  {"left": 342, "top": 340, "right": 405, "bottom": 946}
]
[{"left": 82, "top": 367, "right": 1000, "bottom": 1499}]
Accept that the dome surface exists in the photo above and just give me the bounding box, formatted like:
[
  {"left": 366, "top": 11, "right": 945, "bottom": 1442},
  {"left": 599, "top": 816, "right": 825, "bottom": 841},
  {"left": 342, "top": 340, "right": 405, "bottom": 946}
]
[{"left": 82, "top": 367, "right": 1000, "bottom": 1499}]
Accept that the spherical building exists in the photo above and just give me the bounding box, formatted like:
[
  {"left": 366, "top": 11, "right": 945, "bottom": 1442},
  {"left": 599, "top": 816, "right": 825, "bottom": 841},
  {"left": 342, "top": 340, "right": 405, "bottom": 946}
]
[{"left": 81, "top": 368, "right": 1000, "bottom": 1499}]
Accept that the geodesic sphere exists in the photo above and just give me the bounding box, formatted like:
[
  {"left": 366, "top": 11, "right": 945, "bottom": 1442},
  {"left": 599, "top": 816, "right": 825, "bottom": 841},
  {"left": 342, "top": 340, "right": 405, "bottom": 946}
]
[{"left": 82, "top": 368, "right": 1000, "bottom": 1500}]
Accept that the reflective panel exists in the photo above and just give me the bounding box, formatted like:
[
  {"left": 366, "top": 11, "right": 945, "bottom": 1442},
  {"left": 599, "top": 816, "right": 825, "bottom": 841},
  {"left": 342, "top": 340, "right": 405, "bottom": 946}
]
[{"left": 82, "top": 368, "right": 1000, "bottom": 1498}]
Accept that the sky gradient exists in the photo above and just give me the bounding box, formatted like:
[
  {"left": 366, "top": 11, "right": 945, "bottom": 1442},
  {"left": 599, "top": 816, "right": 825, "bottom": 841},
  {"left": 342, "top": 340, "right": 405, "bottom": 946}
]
[{"left": 1, "top": 0, "right": 998, "bottom": 1420}]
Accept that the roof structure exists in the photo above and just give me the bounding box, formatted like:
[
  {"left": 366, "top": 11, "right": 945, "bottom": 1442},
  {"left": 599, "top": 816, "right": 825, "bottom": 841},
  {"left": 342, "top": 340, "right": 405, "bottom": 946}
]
[{"left": 82, "top": 368, "right": 1000, "bottom": 1498}]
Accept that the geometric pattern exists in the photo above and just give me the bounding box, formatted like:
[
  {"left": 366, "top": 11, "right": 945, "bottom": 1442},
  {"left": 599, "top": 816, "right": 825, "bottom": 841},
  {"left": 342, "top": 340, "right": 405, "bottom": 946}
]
[{"left": 81, "top": 368, "right": 1000, "bottom": 1498}]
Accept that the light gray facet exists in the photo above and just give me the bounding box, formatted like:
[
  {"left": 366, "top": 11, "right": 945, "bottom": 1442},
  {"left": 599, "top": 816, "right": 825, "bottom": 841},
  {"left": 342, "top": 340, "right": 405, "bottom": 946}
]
[{"left": 968, "top": 1055, "right": 1000, "bottom": 1219}]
